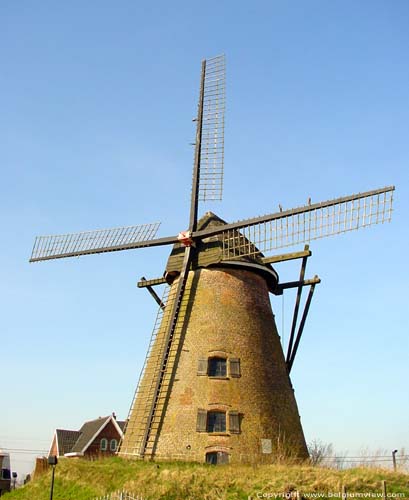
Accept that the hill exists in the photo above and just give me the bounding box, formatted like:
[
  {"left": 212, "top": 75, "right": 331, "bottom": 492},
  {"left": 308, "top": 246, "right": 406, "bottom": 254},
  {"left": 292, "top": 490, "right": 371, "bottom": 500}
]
[{"left": 4, "top": 457, "right": 409, "bottom": 500}]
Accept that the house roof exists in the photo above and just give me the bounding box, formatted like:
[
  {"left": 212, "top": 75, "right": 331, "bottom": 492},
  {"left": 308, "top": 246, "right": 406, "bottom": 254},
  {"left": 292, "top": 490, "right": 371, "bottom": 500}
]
[
  {"left": 55, "top": 429, "right": 81, "bottom": 456},
  {"left": 49, "top": 414, "right": 125, "bottom": 457},
  {"left": 117, "top": 420, "right": 126, "bottom": 432},
  {"left": 70, "top": 415, "right": 124, "bottom": 454}
]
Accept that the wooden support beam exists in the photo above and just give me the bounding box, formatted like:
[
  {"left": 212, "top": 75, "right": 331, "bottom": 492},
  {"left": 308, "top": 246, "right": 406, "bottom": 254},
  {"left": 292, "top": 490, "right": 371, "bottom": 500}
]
[
  {"left": 287, "top": 281, "right": 317, "bottom": 373},
  {"left": 262, "top": 248, "right": 312, "bottom": 265},
  {"left": 275, "top": 276, "right": 321, "bottom": 294},
  {"left": 286, "top": 245, "right": 309, "bottom": 364},
  {"left": 137, "top": 277, "right": 167, "bottom": 288},
  {"left": 139, "top": 277, "right": 165, "bottom": 310}
]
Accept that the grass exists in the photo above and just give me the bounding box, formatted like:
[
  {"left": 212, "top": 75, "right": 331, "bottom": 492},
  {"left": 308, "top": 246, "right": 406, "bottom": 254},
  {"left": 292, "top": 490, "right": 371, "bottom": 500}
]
[{"left": 3, "top": 457, "right": 409, "bottom": 500}]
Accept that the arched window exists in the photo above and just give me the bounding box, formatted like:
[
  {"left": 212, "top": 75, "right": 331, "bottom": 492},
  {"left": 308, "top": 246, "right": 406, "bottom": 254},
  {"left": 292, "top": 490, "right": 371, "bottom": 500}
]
[
  {"left": 110, "top": 439, "right": 118, "bottom": 451},
  {"left": 206, "top": 451, "right": 229, "bottom": 465},
  {"left": 100, "top": 438, "right": 108, "bottom": 451}
]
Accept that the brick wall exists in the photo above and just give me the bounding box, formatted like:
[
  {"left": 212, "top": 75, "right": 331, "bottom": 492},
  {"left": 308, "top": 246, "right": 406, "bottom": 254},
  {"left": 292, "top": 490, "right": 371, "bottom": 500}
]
[
  {"left": 121, "top": 265, "right": 308, "bottom": 464},
  {"left": 84, "top": 420, "right": 121, "bottom": 458}
]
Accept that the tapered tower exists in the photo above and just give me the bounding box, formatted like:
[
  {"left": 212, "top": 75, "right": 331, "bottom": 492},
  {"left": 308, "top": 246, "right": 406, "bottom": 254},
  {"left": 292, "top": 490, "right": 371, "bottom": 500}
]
[{"left": 120, "top": 213, "right": 308, "bottom": 463}]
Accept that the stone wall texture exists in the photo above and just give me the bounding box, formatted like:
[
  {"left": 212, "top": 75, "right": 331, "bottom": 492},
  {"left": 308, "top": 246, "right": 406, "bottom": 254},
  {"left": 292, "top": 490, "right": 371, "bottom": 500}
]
[{"left": 120, "top": 265, "right": 308, "bottom": 464}]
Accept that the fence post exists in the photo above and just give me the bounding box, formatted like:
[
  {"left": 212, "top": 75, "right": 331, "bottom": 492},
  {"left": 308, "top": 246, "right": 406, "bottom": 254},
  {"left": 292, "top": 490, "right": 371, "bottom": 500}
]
[
  {"left": 382, "top": 480, "right": 387, "bottom": 500},
  {"left": 342, "top": 485, "right": 347, "bottom": 500}
]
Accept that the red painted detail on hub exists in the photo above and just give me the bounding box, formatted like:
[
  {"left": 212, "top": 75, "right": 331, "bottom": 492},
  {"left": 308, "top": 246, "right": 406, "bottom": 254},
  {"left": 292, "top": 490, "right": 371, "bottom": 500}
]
[{"left": 177, "top": 231, "right": 194, "bottom": 247}]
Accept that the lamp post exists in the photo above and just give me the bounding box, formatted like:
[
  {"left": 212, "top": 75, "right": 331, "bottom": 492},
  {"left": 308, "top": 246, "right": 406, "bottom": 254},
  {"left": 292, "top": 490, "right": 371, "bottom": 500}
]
[
  {"left": 392, "top": 449, "right": 398, "bottom": 472},
  {"left": 48, "top": 455, "right": 58, "bottom": 500}
]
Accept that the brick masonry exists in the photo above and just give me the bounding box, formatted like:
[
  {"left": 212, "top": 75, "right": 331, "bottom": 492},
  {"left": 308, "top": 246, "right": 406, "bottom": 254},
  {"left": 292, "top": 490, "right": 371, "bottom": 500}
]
[{"left": 120, "top": 265, "right": 309, "bottom": 463}]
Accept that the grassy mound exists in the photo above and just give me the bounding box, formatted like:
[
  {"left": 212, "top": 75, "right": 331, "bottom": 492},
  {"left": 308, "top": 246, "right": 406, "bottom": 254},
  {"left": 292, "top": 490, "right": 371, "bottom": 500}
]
[{"left": 4, "top": 457, "right": 409, "bottom": 500}]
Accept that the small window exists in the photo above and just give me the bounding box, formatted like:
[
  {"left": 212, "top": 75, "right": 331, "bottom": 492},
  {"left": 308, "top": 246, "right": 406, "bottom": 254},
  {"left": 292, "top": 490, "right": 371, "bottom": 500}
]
[
  {"left": 208, "top": 357, "right": 227, "bottom": 377},
  {"left": 110, "top": 439, "right": 118, "bottom": 451},
  {"left": 207, "top": 411, "right": 226, "bottom": 433},
  {"left": 100, "top": 438, "right": 108, "bottom": 451},
  {"left": 206, "top": 451, "right": 229, "bottom": 465},
  {"left": 1, "top": 468, "right": 11, "bottom": 480}
]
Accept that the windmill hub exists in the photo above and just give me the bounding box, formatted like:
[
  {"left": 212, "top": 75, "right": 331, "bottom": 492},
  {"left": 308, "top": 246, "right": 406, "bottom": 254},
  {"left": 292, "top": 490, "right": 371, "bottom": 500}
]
[
  {"left": 166, "top": 212, "right": 279, "bottom": 292},
  {"left": 177, "top": 231, "right": 194, "bottom": 247}
]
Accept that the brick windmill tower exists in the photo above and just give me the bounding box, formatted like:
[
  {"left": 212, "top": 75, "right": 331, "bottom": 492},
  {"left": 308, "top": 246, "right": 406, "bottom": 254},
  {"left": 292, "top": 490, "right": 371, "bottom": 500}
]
[{"left": 30, "top": 55, "right": 394, "bottom": 465}]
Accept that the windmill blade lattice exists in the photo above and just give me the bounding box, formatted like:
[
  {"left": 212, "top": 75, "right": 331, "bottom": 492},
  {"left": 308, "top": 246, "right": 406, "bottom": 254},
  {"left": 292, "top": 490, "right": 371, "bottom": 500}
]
[
  {"left": 220, "top": 186, "right": 394, "bottom": 259},
  {"left": 30, "top": 222, "right": 161, "bottom": 262},
  {"left": 121, "top": 247, "right": 194, "bottom": 458},
  {"left": 120, "top": 284, "right": 171, "bottom": 457},
  {"left": 197, "top": 54, "right": 225, "bottom": 202}
]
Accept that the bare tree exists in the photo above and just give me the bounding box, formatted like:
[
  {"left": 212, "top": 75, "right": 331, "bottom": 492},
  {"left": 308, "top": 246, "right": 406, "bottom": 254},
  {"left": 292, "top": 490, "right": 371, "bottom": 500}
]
[{"left": 308, "top": 439, "right": 334, "bottom": 466}]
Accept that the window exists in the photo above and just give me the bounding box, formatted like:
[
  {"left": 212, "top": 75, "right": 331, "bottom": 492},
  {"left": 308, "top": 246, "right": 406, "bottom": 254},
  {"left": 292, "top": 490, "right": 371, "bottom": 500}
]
[
  {"left": 208, "top": 357, "right": 227, "bottom": 377},
  {"left": 207, "top": 411, "right": 226, "bottom": 433},
  {"left": 1, "top": 468, "right": 11, "bottom": 480},
  {"left": 197, "top": 356, "right": 240, "bottom": 377},
  {"left": 206, "top": 451, "right": 229, "bottom": 465},
  {"left": 110, "top": 439, "right": 118, "bottom": 451},
  {"left": 197, "top": 409, "right": 241, "bottom": 434},
  {"left": 100, "top": 438, "right": 108, "bottom": 451}
]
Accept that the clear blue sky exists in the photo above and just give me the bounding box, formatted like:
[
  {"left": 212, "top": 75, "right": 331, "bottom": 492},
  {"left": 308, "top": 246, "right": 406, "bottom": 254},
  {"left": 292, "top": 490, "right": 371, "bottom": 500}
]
[{"left": 1, "top": 0, "right": 408, "bottom": 478}]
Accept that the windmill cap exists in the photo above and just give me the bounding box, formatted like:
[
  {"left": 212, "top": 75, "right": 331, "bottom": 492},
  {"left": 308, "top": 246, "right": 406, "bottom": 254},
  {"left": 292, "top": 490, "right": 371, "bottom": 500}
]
[{"left": 165, "top": 212, "right": 279, "bottom": 292}]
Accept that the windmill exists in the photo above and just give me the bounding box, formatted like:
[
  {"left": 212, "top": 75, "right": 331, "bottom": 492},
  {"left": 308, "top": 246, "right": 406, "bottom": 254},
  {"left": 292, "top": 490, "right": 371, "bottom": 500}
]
[{"left": 30, "top": 55, "right": 394, "bottom": 465}]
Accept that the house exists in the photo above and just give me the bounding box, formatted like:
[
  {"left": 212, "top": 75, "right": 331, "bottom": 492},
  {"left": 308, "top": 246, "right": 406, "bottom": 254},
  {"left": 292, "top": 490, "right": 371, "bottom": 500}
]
[{"left": 48, "top": 413, "right": 125, "bottom": 458}]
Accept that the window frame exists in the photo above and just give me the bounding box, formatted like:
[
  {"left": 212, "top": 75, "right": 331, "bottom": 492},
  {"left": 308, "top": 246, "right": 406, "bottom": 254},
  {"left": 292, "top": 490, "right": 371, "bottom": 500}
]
[
  {"left": 208, "top": 357, "right": 227, "bottom": 378},
  {"left": 100, "top": 438, "right": 108, "bottom": 451},
  {"left": 109, "top": 438, "right": 118, "bottom": 451},
  {"left": 206, "top": 410, "right": 227, "bottom": 433},
  {"left": 205, "top": 451, "right": 229, "bottom": 465}
]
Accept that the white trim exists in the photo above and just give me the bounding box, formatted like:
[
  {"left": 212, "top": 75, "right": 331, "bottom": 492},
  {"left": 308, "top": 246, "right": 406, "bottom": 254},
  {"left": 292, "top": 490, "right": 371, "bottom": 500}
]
[
  {"left": 47, "top": 431, "right": 58, "bottom": 457},
  {"left": 79, "top": 415, "right": 124, "bottom": 454},
  {"left": 109, "top": 438, "right": 118, "bottom": 452},
  {"left": 64, "top": 452, "right": 84, "bottom": 457},
  {"left": 111, "top": 416, "right": 125, "bottom": 438}
]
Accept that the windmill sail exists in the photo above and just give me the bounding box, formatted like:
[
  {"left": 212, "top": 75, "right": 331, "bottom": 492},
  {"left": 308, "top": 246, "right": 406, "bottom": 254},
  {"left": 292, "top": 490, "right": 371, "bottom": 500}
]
[
  {"left": 30, "top": 222, "right": 162, "bottom": 262},
  {"left": 120, "top": 284, "right": 171, "bottom": 457},
  {"left": 120, "top": 248, "right": 194, "bottom": 458},
  {"left": 197, "top": 54, "right": 225, "bottom": 203},
  {"left": 218, "top": 186, "right": 394, "bottom": 259}
]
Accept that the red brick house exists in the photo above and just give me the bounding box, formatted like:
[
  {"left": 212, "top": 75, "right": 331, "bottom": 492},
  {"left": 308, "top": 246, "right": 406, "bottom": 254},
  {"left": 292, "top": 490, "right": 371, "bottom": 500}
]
[{"left": 48, "top": 414, "right": 125, "bottom": 458}]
